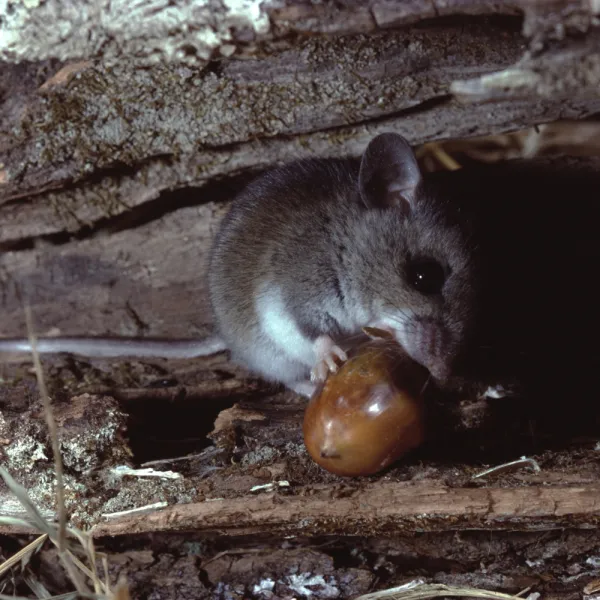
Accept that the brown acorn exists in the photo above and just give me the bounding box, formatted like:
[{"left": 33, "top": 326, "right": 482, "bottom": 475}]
[{"left": 303, "top": 337, "right": 428, "bottom": 477}]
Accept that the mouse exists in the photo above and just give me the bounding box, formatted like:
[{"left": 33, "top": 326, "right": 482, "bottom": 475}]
[{"left": 208, "top": 132, "right": 479, "bottom": 397}]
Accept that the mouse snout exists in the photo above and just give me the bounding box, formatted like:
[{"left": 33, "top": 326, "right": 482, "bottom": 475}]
[{"left": 396, "top": 317, "right": 456, "bottom": 382}]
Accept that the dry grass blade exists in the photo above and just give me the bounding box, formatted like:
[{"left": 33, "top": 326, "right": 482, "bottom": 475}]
[
  {"left": 43, "top": 592, "right": 92, "bottom": 600},
  {"left": 24, "top": 306, "right": 67, "bottom": 552},
  {"left": 472, "top": 457, "right": 541, "bottom": 480},
  {"left": 33, "top": 594, "right": 95, "bottom": 600},
  {"left": 65, "top": 550, "right": 107, "bottom": 595},
  {"left": 24, "top": 573, "right": 51, "bottom": 598},
  {"left": 54, "top": 536, "right": 90, "bottom": 593},
  {"left": 0, "top": 534, "right": 47, "bottom": 578},
  {"left": 1, "top": 586, "right": 104, "bottom": 600},
  {"left": 102, "top": 556, "right": 110, "bottom": 594},
  {"left": 356, "top": 583, "right": 533, "bottom": 600},
  {"left": 84, "top": 536, "right": 104, "bottom": 596},
  {"left": 111, "top": 577, "right": 132, "bottom": 600},
  {"left": 64, "top": 527, "right": 108, "bottom": 595},
  {"left": 420, "top": 142, "right": 462, "bottom": 170},
  {"left": 0, "top": 469, "right": 54, "bottom": 537},
  {"left": 20, "top": 535, "right": 46, "bottom": 572},
  {"left": 0, "top": 588, "right": 89, "bottom": 600},
  {"left": 0, "top": 468, "right": 90, "bottom": 596},
  {"left": 515, "top": 587, "right": 532, "bottom": 597},
  {"left": 0, "top": 518, "right": 37, "bottom": 530},
  {"left": 23, "top": 308, "right": 93, "bottom": 596}
]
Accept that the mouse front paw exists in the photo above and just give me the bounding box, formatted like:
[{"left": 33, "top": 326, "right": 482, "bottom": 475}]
[{"left": 310, "top": 335, "right": 348, "bottom": 382}]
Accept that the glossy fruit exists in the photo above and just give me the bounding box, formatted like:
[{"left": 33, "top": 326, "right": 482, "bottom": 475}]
[{"left": 303, "top": 339, "right": 428, "bottom": 477}]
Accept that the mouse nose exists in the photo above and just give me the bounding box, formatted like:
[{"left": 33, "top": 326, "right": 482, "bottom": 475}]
[{"left": 399, "top": 318, "right": 455, "bottom": 382}]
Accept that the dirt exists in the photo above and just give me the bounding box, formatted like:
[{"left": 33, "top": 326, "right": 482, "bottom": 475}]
[{"left": 4, "top": 528, "right": 600, "bottom": 599}]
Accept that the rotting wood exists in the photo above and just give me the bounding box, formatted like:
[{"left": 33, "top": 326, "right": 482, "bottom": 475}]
[
  {"left": 0, "top": 352, "right": 598, "bottom": 597},
  {"left": 1, "top": 1, "right": 600, "bottom": 227},
  {"left": 0, "top": 21, "right": 529, "bottom": 205},
  {"left": 0, "top": 1, "right": 584, "bottom": 67},
  {"left": 90, "top": 379, "right": 259, "bottom": 402},
  {"left": 2, "top": 97, "right": 598, "bottom": 245},
  {"left": 0, "top": 201, "right": 224, "bottom": 338},
  {"left": 2, "top": 477, "right": 600, "bottom": 539},
  {"left": 91, "top": 481, "right": 600, "bottom": 538},
  {"left": 6, "top": 528, "right": 598, "bottom": 599},
  {"left": 0, "top": 353, "right": 597, "bottom": 541}
]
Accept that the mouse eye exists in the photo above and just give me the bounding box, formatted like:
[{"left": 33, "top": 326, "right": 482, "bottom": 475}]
[{"left": 406, "top": 258, "right": 446, "bottom": 295}]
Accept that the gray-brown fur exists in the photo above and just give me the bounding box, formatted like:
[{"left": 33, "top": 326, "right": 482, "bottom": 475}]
[{"left": 208, "top": 133, "right": 477, "bottom": 390}]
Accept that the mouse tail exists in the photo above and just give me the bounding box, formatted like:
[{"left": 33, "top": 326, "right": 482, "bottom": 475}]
[{"left": 0, "top": 335, "right": 227, "bottom": 359}]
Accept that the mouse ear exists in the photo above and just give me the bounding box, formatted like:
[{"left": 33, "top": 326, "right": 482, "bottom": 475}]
[{"left": 358, "top": 133, "right": 422, "bottom": 213}]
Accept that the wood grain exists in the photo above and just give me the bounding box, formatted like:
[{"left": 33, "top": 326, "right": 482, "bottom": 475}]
[{"left": 92, "top": 481, "right": 600, "bottom": 538}]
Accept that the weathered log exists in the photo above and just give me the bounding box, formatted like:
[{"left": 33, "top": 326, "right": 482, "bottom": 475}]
[
  {"left": 0, "top": 0, "right": 585, "bottom": 67},
  {"left": 92, "top": 481, "right": 600, "bottom": 538}
]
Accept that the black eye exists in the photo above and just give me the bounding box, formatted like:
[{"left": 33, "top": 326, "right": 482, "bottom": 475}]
[{"left": 406, "top": 258, "right": 446, "bottom": 295}]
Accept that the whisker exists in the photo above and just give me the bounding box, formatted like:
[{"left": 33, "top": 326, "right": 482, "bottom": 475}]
[
  {"left": 419, "top": 374, "right": 433, "bottom": 396},
  {"left": 339, "top": 332, "right": 370, "bottom": 346},
  {"left": 362, "top": 280, "right": 413, "bottom": 324}
]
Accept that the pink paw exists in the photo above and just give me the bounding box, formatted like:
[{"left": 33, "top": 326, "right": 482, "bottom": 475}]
[{"left": 310, "top": 335, "right": 348, "bottom": 383}]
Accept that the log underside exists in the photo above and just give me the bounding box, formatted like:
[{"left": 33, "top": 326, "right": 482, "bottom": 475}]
[{"left": 1, "top": 1, "right": 600, "bottom": 598}]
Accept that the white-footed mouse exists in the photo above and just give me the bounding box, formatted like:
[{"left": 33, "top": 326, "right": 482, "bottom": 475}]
[
  {"left": 208, "top": 133, "right": 476, "bottom": 396},
  {"left": 0, "top": 134, "right": 477, "bottom": 397}
]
